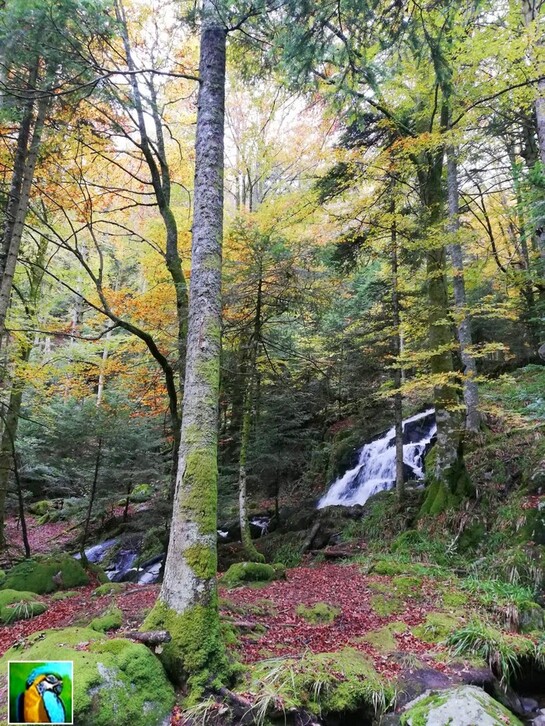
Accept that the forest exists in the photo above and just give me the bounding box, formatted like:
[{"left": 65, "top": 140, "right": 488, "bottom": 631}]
[{"left": 0, "top": 0, "right": 544, "bottom": 724}]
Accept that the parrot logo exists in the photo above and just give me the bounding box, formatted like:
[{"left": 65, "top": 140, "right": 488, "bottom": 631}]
[{"left": 15, "top": 666, "right": 67, "bottom": 724}]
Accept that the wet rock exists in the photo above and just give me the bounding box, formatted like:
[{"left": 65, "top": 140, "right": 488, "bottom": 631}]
[{"left": 521, "top": 697, "right": 539, "bottom": 713}]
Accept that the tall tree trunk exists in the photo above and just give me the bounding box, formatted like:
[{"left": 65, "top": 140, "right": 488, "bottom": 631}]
[
  {"left": 419, "top": 154, "right": 473, "bottom": 516},
  {"left": 446, "top": 146, "right": 480, "bottom": 433},
  {"left": 0, "top": 342, "right": 30, "bottom": 550},
  {"left": 0, "top": 95, "right": 48, "bottom": 345},
  {"left": 144, "top": 0, "right": 228, "bottom": 690},
  {"left": 391, "top": 201, "right": 404, "bottom": 500}
]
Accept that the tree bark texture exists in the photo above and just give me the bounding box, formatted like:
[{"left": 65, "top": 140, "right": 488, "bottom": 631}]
[
  {"left": 446, "top": 147, "right": 480, "bottom": 433},
  {"left": 390, "top": 204, "right": 404, "bottom": 499},
  {"left": 145, "top": 0, "right": 228, "bottom": 689}
]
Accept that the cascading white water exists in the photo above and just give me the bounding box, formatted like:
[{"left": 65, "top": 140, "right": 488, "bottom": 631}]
[{"left": 317, "top": 409, "right": 437, "bottom": 509}]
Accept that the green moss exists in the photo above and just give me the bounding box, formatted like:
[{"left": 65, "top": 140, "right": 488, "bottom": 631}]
[
  {"left": 370, "top": 594, "right": 403, "bottom": 616},
  {"left": 272, "top": 563, "right": 287, "bottom": 579},
  {"left": 92, "top": 583, "right": 126, "bottom": 597},
  {"left": 28, "top": 500, "right": 53, "bottom": 516},
  {"left": 392, "top": 575, "right": 423, "bottom": 597},
  {"left": 361, "top": 622, "right": 407, "bottom": 653},
  {"left": 184, "top": 544, "right": 216, "bottom": 580},
  {"left": 0, "top": 594, "right": 47, "bottom": 623},
  {"left": 222, "top": 562, "right": 276, "bottom": 588},
  {"left": 442, "top": 591, "right": 468, "bottom": 608},
  {"left": 2, "top": 556, "right": 89, "bottom": 594},
  {"left": 0, "top": 569, "right": 5, "bottom": 586},
  {"left": 447, "top": 619, "right": 537, "bottom": 681},
  {"left": 412, "top": 612, "right": 461, "bottom": 643},
  {"left": 51, "top": 590, "right": 79, "bottom": 601},
  {"left": 244, "top": 648, "right": 394, "bottom": 718},
  {"left": 90, "top": 607, "right": 123, "bottom": 632},
  {"left": 142, "top": 596, "right": 229, "bottom": 700},
  {"left": 296, "top": 602, "right": 340, "bottom": 624},
  {"left": 0, "top": 627, "right": 175, "bottom": 726}
]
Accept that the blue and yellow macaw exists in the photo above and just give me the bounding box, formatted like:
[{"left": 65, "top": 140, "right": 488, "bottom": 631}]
[{"left": 16, "top": 666, "right": 66, "bottom": 724}]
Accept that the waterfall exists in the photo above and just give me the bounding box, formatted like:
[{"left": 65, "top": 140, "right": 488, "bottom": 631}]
[{"left": 317, "top": 409, "right": 437, "bottom": 509}]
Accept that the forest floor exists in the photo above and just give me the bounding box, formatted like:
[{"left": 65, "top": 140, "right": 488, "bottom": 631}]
[{"left": 2, "top": 366, "right": 545, "bottom": 724}]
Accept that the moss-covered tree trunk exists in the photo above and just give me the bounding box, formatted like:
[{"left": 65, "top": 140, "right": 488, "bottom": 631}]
[
  {"left": 144, "top": 0, "right": 228, "bottom": 695},
  {"left": 419, "top": 150, "right": 473, "bottom": 516}
]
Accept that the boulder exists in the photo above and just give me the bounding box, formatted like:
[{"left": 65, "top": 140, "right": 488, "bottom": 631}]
[
  {"left": 1, "top": 556, "right": 89, "bottom": 594},
  {"left": 399, "top": 685, "right": 523, "bottom": 725},
  {"left": 221, "top": 561, "right": 277, "bottom": 588},
  {"left": 0, "top": 627, "right": 175, "bottom": 726}
]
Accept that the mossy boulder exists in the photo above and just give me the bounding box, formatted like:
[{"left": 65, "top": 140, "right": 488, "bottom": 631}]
[
  {"left": 399, "top": 685, "right": 523, "bottom": 725},
  {"left": 2, "top": 556, "right": 89, "bottom": 594},
  {"left": 28, "top": 499, "right": 54, "bottom": 516},
  {"left": 0, "top": 590, "right": 47, "bottom": 624},
  {"left": 296, "top": 602, "right": 340, "bottom": 624},
  {"left": 90, "top": 607, "right": 123, "bottom": 633},
  {"left": 222, "top": 561, "right": 277, "bottom": 588},
  {"left": 0, "top": 627, "right": 175, "bottom": 726}
]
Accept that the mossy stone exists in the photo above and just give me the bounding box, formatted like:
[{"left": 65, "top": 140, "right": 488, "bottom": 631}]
[
  {"left": 222, "top": 561, "right": 276, "bottom": 588},
  {"left": 0, "top": 627, "right": 175, "bottom": 726},
  {"left": 2, "top": 556, "right": 89, "bottom": 594},
  {"left": 400, "top": 685, "right": 523, "bottom": 725}
]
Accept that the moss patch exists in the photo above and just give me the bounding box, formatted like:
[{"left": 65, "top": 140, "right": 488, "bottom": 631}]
[
  {"left": 361, "top": 622, "right": 407, "bottom": 653},
  {"left": 2, "top": 556, "right": 89, "bottom": 594},
  {"left": 222, "top": 562, "right": 276, "bottom": 588},
  {"left": 0, "top": 627, "right": 175, "bottom": 726},
  {"left": 90, "top": 607, "right": 123, "bottom": 632},
  {"left": 51, "top": 590, "right": 79, "bottom": 601},
  {"left": 92, "top": 583, "right": 126, "bottom": 597},
  {"left": 370, "top": 594, "right": 403, "bottom": 616},
  {"left": 244, "top": 648, "right": 394, "bottom": 719},
  {"left": 0, "top": 590, "right": 47, "bottom": 624},
  {"left": 412, "top": 612, "right": 462, "bottom": 643},
  {"left": 296, "top": 602, "right": 340, "bottom": 624}
]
